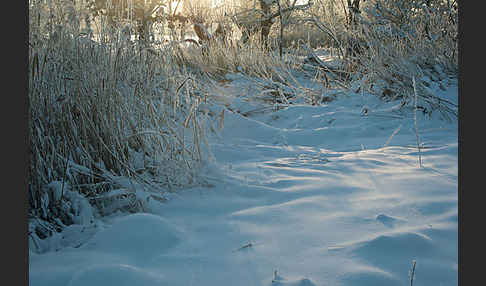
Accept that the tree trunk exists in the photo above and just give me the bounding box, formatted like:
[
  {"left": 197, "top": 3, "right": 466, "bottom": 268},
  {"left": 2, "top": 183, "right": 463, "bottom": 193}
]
[
  {"left": 346, "top": 0, "right": 361, "bottom": 29},
  {"left": 259, "top": 0, "right": 273, "bottom": 49}
]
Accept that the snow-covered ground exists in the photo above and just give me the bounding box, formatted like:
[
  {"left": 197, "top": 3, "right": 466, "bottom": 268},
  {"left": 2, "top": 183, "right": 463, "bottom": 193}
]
[{"left": 29, "top": 73, "right": 458, "bottom": 286}]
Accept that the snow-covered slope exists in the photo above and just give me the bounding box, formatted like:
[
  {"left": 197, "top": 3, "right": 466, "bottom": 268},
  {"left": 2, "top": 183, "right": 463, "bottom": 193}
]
[{"left": 29, "top": 75, "right": 458, "bottom": 286}]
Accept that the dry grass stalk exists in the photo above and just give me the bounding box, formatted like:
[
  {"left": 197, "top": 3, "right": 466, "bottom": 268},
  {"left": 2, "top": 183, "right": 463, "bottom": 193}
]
[{"left": 29, "top": 1, "right": 210, "bottom": 235}]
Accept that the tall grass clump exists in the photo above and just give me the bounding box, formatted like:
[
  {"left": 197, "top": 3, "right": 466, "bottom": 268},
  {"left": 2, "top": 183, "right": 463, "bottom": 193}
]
[
  {"left": 152, "top": 0, "right": 458, "bottom": 115},
  {"left": 171, "top": 1, "right": 327, "bottom": 106},
  {"left": 338, "top": 0, "right": 458, "bottom": 119},
  {"left": 232, "top": 0, "right": 458, "bottom": 115},
  {"left": 28, "top": 0, "right": 209, "bottom": 243}
]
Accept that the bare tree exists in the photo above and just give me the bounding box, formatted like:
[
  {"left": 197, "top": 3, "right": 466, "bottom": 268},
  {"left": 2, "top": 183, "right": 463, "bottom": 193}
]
[{"left": 232, "top": 0, "right": 312, "bottom": 48}]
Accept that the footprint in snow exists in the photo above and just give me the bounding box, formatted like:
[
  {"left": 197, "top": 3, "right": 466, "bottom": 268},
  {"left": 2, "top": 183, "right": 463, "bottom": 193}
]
[{"left": 376, "top": 214, "right": 407, "bottom": 228}]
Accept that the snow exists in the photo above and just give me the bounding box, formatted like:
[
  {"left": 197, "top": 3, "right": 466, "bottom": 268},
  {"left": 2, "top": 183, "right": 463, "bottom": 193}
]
[
  {"left": 81, "top": 213, "right": 182, "bottom": 263},
  {"left": 67, "top": 264, "right": 167, "bottom": 286},
  {"left": 29, "top": 74, "right": 458, "bottom": 286}
]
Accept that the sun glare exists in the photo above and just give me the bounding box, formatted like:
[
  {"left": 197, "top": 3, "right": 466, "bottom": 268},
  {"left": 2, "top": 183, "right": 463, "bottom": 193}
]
[{"left": 211, "top": 0, "right": 224, "bottom": 8}]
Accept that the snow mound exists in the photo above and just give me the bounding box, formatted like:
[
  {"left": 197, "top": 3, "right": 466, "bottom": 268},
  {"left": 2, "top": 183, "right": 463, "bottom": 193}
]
[
  {"left": 352, "top": 231, "right": 457, "bottom": 286},
  {"left": 340, "top": 271, "right": 401, "bottom": 286},
  {"left": 67, "top": 264, "right": 166, "bottom": 286},
  {"left": 81, "top": 213, "right": 181, "bottom": 262},
  {"left": 269, "top": 272, "right": 316, "bottom": 286},
  {"left": 219, "top": 107, "right": 283, "bottom": 145},
  {"left": 354, "top": 232, "right": 433, "bottom": 260},
  {"left": 375, "top": 214, "right": 407, "bottom": 228}
]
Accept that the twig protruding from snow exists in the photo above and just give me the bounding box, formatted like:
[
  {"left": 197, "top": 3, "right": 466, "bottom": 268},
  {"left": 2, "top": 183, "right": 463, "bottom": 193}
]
[
  {"left": 410, "top": 260, "right": 417, "bottom": 286},
  {"left": 412, "top": 76, "right": 423, "bottom": 168}
]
